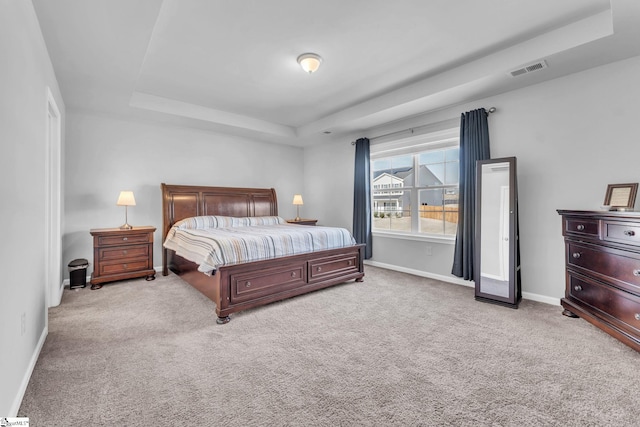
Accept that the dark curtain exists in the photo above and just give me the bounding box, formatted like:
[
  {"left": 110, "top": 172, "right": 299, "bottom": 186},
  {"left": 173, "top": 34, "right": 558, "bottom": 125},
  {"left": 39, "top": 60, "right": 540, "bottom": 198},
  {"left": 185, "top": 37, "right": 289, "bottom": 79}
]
[
  {"left": 451, "top": 108, "right": 491, "bottom": 279},
  {"left": 353, "top": 137, "right": 372, "bottom": 259}
]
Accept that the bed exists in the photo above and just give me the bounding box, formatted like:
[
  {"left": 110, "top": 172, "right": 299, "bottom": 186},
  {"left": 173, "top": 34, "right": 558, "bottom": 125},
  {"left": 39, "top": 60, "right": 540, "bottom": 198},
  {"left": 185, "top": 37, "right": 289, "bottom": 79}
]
[{"left": 161, "top": 183, "right": 365, "bottom": 323}]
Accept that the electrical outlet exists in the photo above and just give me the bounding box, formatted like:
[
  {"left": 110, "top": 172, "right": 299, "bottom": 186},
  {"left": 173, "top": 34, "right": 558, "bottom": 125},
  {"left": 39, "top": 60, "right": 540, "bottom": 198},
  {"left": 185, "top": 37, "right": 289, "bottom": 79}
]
[{"left": 21, "top": 312, "right": 26, "bottom": 336}]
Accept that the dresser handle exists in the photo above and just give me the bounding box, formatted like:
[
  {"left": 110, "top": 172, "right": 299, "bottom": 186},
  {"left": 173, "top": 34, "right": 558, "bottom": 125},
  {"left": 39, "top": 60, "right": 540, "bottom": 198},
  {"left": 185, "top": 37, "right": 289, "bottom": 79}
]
[
  {"left": 576, "top": 224, "right": 585, "bottom": 231},
  {"left": 123, "top": 237, "right": 128, "bottom": 241},
  {"left": 317, "top": 266, "right": 322, "bottom": 272},
  {"left": 123, "top": 250, "right": 128, "bottom": 255},
  {"left": 634, "top": 270, "right": 640, "bottom": 277},
  {"left": 245, "top": 281, "right": 251, "bottom": 288},
  {"left": 348, "top": 260, "right": 353, "bottom": 265},
  {"left": 572, "top": 252, "right": 581, "bottom": 259},
  {"left": 123, "top": 264, "right": 128, "bottom": 269},
  {"left": 624, "top": 230, "right": 636, "bottom": 236},
  {"left": 291, "top": 272, "right": 296, "bottom": 278},
  {"left": 574, "top": 285, "right": 582, "bottom": 291},
  {"left": 635, "top": 313, "right": 640, "bottom": 321}
]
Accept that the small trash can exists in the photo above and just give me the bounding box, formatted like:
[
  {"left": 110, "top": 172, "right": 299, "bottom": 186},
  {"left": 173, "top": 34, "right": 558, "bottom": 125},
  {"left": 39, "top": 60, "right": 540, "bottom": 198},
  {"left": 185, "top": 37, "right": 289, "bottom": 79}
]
[{"left": 68, "top": 258, "right": 89, "bottom": 289}]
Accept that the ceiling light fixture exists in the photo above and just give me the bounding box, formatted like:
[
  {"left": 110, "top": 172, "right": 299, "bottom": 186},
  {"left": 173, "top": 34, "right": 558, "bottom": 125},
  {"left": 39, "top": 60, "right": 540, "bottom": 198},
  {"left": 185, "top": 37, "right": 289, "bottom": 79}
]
[{"left": 297, "top": 53, "right": 322, "bottom": 74}]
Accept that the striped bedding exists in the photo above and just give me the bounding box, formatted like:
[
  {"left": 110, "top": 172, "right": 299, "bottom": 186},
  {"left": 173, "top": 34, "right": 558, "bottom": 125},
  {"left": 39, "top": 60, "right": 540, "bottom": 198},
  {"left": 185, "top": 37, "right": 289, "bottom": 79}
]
[{"left": 163, "top": 216, "right": 357, "bottom": 275}]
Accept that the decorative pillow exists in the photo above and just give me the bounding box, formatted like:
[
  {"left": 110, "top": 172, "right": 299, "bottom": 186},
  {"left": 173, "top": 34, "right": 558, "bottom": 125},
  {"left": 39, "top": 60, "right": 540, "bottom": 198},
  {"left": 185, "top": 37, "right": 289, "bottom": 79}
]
[
  {"left": 247, "top": 216, "right": 286, "bottom": 226},
  {"left": 174, "top": 216, "right": 250, "bottom": 230},
  {"left": 174, "top": 215, "right": 285, "bottom": 229}
]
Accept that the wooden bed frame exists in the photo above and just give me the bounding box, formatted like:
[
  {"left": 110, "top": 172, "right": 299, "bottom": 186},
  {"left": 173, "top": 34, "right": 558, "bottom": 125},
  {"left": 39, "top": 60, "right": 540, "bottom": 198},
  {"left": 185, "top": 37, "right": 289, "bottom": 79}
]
[{"left": 161, "top": 183, "right": 365, "bottom": 323}]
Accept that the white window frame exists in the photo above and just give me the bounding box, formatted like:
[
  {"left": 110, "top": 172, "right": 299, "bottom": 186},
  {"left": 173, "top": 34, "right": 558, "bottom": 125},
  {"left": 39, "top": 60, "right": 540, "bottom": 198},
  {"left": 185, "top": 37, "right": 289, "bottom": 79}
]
[{"left": 370, "top": 127, "right": 459, "bottom": 243}]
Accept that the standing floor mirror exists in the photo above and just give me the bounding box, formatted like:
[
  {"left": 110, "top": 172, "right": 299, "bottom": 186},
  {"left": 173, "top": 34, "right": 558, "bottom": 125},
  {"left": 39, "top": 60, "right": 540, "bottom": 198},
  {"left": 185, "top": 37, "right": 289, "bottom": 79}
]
[{"left": 474, "top": 156, "right": 521, "bottom": 308}]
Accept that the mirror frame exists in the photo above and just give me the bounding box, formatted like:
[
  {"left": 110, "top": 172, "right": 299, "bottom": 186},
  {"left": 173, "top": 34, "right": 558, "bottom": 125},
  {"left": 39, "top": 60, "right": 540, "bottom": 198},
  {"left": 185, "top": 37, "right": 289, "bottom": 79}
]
[{"left": 474, "top": 156, "right": 521, "bottom": 308}]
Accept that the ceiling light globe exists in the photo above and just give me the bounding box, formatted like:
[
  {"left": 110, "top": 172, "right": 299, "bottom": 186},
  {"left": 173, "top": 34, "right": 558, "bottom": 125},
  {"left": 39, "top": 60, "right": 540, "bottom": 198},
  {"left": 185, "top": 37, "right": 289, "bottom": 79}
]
[{"left": 297, "top": 53, "right": 322, "bottom": 73}]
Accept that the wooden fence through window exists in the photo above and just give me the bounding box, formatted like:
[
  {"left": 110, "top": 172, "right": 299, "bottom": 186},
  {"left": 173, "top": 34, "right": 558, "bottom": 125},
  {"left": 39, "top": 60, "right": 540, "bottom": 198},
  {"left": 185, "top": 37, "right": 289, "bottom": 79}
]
[{"left": 419, "top": 205, "right": 458, "bottom": 223}]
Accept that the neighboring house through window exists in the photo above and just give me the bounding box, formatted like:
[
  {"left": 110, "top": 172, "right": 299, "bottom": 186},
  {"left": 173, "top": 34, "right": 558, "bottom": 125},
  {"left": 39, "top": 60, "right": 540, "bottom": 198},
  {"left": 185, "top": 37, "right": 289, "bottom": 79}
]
[{"left": 371, "top": 127, "right": 459, "bottom": 237}]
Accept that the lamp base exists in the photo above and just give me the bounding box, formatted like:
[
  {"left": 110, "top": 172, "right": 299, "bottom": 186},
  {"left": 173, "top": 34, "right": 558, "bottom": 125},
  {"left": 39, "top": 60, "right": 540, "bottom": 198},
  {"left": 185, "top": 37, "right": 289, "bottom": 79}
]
[
  {"left": 120, "top": 223, "right": 133, "bottom": 230},
  {"left": 294, "top": 216, "right": 301, "bottom": 221}
]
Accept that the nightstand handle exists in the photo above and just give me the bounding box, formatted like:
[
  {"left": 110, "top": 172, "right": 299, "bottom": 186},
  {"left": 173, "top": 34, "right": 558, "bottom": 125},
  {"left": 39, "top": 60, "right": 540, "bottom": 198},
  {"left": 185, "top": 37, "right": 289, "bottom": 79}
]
[
  {"left": 291, "top": 272, "right": 296, "bottom": 278},
  {"left": 572, "top": 252, "right": 581, "bottom": 259},
  {"left": 624, "top": 230, "right": 635, "bottom": 236},
  {"left": 123, "top": 237, "right": 128, "bottom": 241},
  {"left": 574, "top": 285, "right": 582, "bottom": 291},
  {"left": 633, "top": 269, "right": 640, "bottom": 277},
  {"left": 245, "top": 281, "right": 251, "bottom": 288},
  {"left": 635, "top": 313, "right": 640, "bottom": 321},
  {"left": 123, "top": 264, "right": 128, "bottom": 269},
  {"left": 576, "top": 224, "right": 585, "bottom": 231}
]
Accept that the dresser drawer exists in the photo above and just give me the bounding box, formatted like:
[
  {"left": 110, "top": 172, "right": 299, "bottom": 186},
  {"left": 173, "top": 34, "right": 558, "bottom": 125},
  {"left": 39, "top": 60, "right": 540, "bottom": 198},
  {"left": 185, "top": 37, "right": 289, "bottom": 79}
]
[
  {"left": 569, "top": 273, "right": 640, "bottom": 334},
  {"left": 99, "top": 259, "right": 151, "bottom": 276},
  {"left": 567, "top": 241, "right": 640, "bottom": 292},
  {"left": 602, "top": 221, "right": 640, "bottom": 246},
  {"left": 230, "top": 263, "right": 306, "bottom": 303},
  {"left": 563, "top": 217, "right": 599, "bottom": 238},
  {"left": 98, "top": 233, "right": 151, "bottom": 247},
  {"left": 309, "top": 252, "right": 360, "bottom": 283},
  {"left": 98, "top": 244, "right": 149, "bottom": 261}
]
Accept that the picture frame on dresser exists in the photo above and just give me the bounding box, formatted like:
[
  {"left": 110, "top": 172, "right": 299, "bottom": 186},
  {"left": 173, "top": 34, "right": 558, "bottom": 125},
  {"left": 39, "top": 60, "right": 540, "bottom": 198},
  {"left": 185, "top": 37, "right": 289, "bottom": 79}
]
[{"left": 603, "top": 183, "right": 638, "bottom": 210}]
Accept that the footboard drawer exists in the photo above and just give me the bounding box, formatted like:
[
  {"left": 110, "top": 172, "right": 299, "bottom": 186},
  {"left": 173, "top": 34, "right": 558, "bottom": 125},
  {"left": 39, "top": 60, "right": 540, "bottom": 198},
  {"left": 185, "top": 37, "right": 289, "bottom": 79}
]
[
  {"left": 308, "top": 252, "right": 360, "bottom": 283},
  {"left": 230, "top": 263, "right": 306, "bottom": 303}
]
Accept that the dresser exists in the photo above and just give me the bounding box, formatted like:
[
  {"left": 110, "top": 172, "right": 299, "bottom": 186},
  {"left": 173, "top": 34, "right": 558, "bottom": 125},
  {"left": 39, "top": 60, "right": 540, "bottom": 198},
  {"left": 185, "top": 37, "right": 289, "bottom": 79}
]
[
  {"left": 90, "top": 226, "right": 156, "bottom": 289},
  {"left": 558, "top": 210, "right": 640, "bottom": 351}
]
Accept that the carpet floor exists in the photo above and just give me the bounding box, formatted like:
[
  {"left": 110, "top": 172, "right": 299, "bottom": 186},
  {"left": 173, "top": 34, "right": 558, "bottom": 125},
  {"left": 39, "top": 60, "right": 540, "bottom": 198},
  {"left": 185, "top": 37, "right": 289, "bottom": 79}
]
[{"left": 19, "top": 266, "right": 640, "bottom": 426}]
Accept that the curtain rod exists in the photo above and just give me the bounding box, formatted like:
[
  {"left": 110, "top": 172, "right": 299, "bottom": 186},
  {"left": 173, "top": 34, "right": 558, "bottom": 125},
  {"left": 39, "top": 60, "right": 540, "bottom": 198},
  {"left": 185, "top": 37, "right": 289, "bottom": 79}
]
[{"left": 351, "top": 107, "right": 497, "bottom": 145}]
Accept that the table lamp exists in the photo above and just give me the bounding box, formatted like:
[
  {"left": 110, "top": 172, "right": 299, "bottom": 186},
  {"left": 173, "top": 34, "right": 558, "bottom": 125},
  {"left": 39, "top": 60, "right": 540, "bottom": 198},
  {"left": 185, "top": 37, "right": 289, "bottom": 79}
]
[
  {"left": 116, "top": 191, "right": 136, "bottom": 229},
  {"left": 292, "top": 194, "right": 304, "bottom": 221}
]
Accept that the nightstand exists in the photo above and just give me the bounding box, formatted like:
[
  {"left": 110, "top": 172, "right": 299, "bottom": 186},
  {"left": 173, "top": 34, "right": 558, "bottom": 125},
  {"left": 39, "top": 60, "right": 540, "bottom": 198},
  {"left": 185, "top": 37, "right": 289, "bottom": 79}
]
[
  {"left": 89, "top": 226, "right": 156, "bottom": 289},
  {"left": 286, "top": 219, "right": 318, "bottom": 226}
]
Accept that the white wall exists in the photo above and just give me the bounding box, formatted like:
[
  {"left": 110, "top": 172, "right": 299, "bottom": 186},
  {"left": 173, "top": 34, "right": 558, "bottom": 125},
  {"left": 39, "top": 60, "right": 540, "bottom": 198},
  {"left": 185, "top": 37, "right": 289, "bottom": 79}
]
[
  {"left": 0, "top": 1, "right": 65, "bottom": 416},
  {"left": 63, "top": 111, "right": 305, "bottom": 274},
  {"left": 304, "top": 54, "right": 640, "bottom": 303}
]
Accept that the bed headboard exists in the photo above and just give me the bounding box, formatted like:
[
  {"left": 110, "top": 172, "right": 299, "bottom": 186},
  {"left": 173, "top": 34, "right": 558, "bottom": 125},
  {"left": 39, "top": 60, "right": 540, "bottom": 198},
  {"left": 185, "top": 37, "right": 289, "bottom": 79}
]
[
  {"left": 161, "top": 183, "right": 278, "bottom": 272},
  {"left": 161, "top": 183, "right": 278, "bottom": 237}
]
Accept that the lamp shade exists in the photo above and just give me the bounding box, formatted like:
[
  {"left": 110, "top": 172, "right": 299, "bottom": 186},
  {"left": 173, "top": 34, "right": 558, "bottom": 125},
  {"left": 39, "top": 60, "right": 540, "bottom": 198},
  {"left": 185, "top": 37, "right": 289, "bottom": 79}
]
[
  {"left": 297, "top": 53, "right": 322, "bottom": 73},
  {"left": 116, "top": 191, "right": 136, "bottom": 206},
  {"left": 292, "top": 194, "right": 304, "bottom": 205}
]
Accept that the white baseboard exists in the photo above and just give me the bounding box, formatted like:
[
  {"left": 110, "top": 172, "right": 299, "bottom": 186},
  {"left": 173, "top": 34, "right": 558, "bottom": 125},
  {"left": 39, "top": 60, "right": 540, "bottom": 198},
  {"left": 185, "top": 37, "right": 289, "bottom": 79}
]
[
  {"left": 364, "top": 260, "right": 474, "bottom": 287},
  {"left": 363, "top": 260, "right": 560, "bottom": 306},
  {"left": 9, "top": 324, "right": 48, "bottom": 416},
  {"left": 521, "top": 291, "right": 561, "bottom": 306}
]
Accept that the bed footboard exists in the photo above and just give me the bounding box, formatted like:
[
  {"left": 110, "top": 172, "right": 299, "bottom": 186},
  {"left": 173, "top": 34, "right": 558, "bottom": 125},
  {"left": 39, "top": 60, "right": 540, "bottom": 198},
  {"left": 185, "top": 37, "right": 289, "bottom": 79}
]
[{"left": 166, "top": 244, "right": 365, "bottom": 323}]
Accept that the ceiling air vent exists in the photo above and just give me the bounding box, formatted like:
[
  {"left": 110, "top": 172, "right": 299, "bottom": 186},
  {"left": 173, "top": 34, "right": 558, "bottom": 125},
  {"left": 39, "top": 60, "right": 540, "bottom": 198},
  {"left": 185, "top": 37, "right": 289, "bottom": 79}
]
[{"left": 509, "top": 60, "right": 548, "bottom": 77}]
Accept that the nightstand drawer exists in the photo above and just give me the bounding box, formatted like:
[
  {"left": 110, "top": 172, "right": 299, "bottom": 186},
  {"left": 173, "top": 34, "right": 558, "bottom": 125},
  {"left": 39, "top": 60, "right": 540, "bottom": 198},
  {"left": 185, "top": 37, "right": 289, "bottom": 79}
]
[
  {"left": 98, "top": 233, "right": 151, "bottom": 246},
  {"left": 99, "top": 259, "right": 151, "bottom": 276},
  {"left": 99, "top": 245, "right": 149, "bottom": 261}
]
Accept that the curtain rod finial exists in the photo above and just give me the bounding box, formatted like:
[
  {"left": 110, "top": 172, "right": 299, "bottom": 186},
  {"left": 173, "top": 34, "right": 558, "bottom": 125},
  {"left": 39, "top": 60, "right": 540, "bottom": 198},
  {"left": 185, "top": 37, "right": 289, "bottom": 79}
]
[{"left": 486, "top": 107, "right": 497, "bottom": 115}]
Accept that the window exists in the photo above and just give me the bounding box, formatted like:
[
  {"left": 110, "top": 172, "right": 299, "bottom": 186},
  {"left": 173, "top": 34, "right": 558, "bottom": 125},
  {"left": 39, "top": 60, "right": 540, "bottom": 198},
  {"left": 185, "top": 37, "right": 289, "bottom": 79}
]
[{"left": 371, "top": 131, "right": 459, "bottom": 237}]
